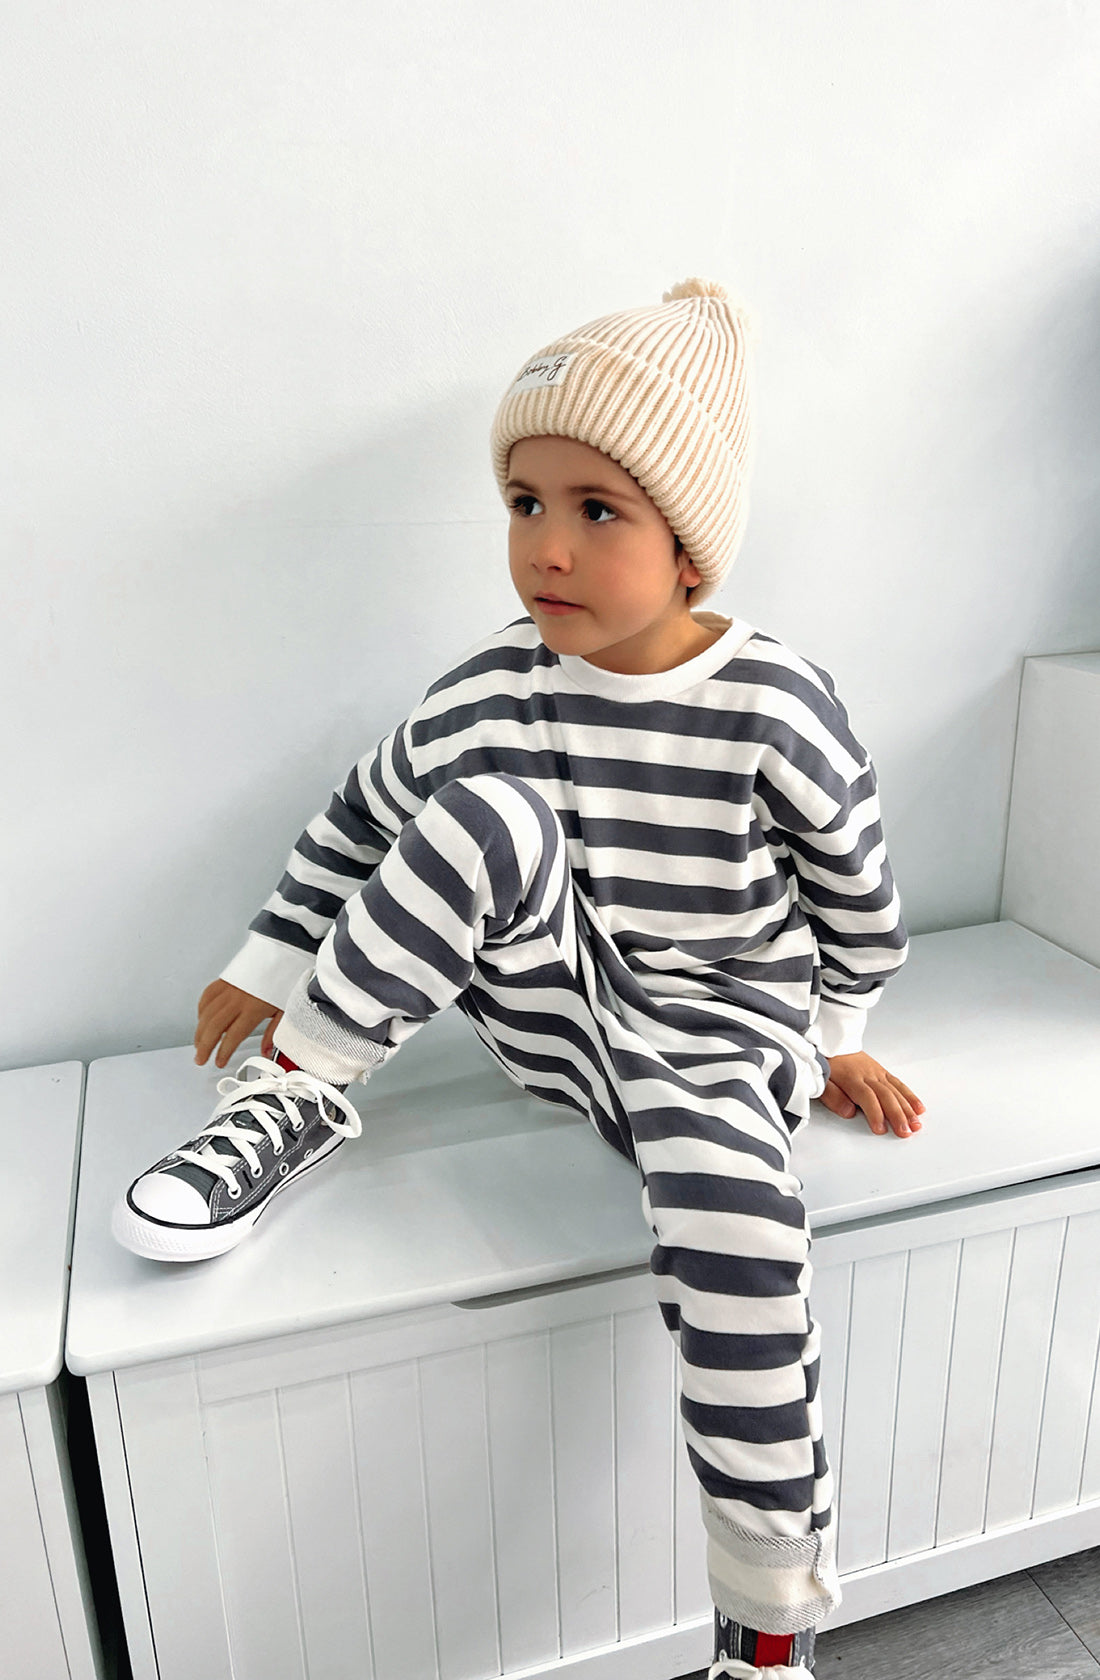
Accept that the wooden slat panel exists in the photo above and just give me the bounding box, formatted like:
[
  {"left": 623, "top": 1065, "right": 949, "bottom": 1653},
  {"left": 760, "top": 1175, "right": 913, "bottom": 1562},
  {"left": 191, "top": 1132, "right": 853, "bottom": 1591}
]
[
  {"left": 0, "top": 1391, "right": 67, "bottom": 1680},
  {"left": 936, "top": 1228, "right": 1014, "bottom": 1546},
  {"left": 809, "top": 1261, "right": 852, "bottom": 1525},
  {"left": 86, "top": 1374, "right": 158, "bottom": 1680},
  {"left": 886, "top": 1240, "right": 960, "bottom": 1560},
  {"left": 985, "top": 1219, "right": 1067, "bottom": 1530},
  {"left": 418, "top": 1346, "right": 499, "bottom": 1680},
  {"left": 813, "top": 1170, "right": 1100, "bottom": 1272},
  {"left": 19, "top": 1384, "right": 105, "bottom": 1680},
  {"left": 486, "top": 1332, "right": 559, "bottom": 1674},
  {"left": 550, "top": 1317, "right": 617, "bottom": 1655},
  {"left": 1034, "top": 1210, "right": 1100, "bottom": 1516},
  {"left": 672, "top": 1352, "right": 710, "bottom": 1625},
  {"left": 614, "top": 1304, "right": 675, "bottom": 1638},
  {"left": 350, "top": 1361, "right": 438, "bottom": 1680},
  {"left": 195, "top": 1272, "right": 659, "bottom": 1406},
  {"left": 203, "top": 1391, "right": 307, "bottom": 1680},
  {"left": 1081, "top": 1361, "right": 1100, "bottom": 1505},
  {"left": 837, "top": 1252, "right": 907, "bottom": 1574},
  {"left": 116, "top": 1361, "right": 234, "bottom": 1680},
  {"left": 277, "top": 1377, "right": 375, "bottom": 1680}
]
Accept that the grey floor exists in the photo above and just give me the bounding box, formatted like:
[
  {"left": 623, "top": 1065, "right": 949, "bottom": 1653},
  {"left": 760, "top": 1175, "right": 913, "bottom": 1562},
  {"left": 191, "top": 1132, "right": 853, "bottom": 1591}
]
[{"left": 677, "top": 1544, "right": 1100, "bottom": 1678}]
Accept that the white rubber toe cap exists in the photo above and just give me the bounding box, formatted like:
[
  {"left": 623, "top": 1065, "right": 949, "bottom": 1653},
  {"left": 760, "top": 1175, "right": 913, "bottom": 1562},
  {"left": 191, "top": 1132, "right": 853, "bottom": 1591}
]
[{"left": 128, "top": 1173, "right": 213, "bottom": 1225}]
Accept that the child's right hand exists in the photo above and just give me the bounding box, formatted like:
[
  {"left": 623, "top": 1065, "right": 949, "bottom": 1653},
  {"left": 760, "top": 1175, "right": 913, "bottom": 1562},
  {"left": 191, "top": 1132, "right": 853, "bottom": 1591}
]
[{"left": 194, "top": 979, "right": 284, "bottom": 1070}]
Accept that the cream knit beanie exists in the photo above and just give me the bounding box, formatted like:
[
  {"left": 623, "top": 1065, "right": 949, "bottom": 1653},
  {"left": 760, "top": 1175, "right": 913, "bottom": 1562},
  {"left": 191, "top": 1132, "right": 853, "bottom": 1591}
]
[{"left": 490, "top": 278, "right": 756, "bottom": 606}]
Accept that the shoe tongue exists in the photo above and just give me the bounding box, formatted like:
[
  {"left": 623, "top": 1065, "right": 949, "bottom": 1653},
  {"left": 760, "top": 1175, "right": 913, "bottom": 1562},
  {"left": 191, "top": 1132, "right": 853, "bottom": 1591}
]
[
  {"left": 173, "top": 1091, "right": 286, "bottom": 1195},
  {"left": 170, "top": 1157, "right": 232, "bottom": 1197}
]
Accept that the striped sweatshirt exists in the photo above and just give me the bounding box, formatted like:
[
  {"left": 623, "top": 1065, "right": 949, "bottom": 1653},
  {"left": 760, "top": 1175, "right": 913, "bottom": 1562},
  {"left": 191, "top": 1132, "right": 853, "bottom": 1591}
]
[{"left": 221, "top": 611, "right": 909, "bottom": 1066}]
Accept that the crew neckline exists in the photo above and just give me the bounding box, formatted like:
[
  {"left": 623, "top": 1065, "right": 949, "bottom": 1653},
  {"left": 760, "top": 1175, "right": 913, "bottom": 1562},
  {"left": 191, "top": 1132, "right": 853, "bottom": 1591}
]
[{"left": 556, "top": 613, "right": 757, "bottom": 701}]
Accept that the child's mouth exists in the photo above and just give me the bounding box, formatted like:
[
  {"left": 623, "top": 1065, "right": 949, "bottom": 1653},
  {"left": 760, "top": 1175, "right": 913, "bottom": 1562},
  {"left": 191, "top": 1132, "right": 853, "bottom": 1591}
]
[{"left": 536, "top": 596, "right": 583, "bottom": 615}]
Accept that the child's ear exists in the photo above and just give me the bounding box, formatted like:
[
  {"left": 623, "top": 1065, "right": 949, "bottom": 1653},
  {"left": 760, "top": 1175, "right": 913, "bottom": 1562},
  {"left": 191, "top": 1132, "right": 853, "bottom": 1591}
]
[{"left": 675, "top": 540, "right": 703, "bottom": 592}]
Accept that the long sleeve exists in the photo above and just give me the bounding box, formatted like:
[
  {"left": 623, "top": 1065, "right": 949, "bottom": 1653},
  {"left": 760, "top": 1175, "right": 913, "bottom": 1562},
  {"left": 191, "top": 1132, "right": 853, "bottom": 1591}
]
[
  {"left": 219, "top": 714, "right": 426, "bottom": 1008},
  {"left": 753, "top": 667, "right": 909, "bottom": 1060}
]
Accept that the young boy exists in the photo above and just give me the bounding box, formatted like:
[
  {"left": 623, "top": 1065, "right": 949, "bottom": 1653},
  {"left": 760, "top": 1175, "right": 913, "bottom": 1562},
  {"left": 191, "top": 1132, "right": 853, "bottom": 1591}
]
[{"left": 113, "top": 279, "right": 922, "bottom": 1680}]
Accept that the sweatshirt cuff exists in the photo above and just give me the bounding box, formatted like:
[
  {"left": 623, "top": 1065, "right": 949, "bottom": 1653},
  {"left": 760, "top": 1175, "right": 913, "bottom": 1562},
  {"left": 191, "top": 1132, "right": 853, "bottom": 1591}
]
[
  {"left": 219, "top": 932, "right": 317, "bottom": 1012},
  {"left": 806, "top": 997, "right": 867, "bottom": 1059}
]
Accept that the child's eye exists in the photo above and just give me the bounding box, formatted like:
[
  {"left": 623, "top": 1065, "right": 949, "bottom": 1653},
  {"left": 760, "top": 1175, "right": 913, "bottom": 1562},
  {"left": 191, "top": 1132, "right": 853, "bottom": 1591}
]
[{"left": 507, "top": 494, "right": 616, "bottom": 523}]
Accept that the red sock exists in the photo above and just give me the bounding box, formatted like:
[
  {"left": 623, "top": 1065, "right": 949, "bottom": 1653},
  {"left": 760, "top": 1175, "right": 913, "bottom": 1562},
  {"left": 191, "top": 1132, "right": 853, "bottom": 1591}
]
[{"left": 754, "top": 1632, "right": 794, "bottom": 1665}]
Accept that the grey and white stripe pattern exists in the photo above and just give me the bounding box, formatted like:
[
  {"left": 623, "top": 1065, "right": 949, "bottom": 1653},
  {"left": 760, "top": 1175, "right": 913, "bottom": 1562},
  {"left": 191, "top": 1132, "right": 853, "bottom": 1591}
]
[
  {"left": 238, "top": 614, "right": 907, "bottom": 1071},
  {"left": 225, "top": 613, "right": 907, "bottom": 1631}
]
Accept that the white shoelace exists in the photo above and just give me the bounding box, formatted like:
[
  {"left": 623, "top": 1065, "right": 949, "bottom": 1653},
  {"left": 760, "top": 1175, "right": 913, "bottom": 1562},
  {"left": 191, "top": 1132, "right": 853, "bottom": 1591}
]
[
  {"left": 708, "top": 1661, "right": 810, "bottom": 1680},
  {"left": 175, "top": 1055, "right": 363, "bottom": 1195}
]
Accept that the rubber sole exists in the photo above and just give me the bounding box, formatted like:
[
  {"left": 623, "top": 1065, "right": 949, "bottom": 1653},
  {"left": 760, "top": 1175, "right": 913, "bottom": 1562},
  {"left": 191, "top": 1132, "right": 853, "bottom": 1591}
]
[{"left": 110, "top": 1139, "right": 343, "bottom": 1263}]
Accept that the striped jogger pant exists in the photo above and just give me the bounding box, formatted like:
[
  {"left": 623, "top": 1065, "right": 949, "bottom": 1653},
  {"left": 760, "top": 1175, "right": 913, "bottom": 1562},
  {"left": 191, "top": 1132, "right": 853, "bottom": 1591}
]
[{"left": 275, "top": 771, "right": 843, "bottom": 1634}]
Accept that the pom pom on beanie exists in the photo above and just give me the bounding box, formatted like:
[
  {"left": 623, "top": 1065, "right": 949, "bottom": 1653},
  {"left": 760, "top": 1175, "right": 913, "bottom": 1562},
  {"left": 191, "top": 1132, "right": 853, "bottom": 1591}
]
[{"left": 490, "top": 278, "right": 757, "bottom": 605}]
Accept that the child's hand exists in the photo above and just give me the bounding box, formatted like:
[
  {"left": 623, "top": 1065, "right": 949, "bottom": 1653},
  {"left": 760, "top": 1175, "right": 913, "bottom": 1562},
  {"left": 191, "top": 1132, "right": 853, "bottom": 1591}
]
[
  {"left": 195, "top": 979, "right": 284, "bottom": 1071},
  {"left": 819, "top": 1051, "right": 925, "bottom": 1139}
]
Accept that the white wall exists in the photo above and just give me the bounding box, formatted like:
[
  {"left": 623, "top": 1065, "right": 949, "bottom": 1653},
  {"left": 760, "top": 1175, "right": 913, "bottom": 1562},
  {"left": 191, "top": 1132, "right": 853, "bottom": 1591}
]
[{"left": 3, "top": 0, "right": 1099, "bottom": 1071}]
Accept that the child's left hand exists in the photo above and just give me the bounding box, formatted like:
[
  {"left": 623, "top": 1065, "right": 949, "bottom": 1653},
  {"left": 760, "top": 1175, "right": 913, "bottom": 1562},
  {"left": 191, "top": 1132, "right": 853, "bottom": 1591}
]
[{"left": 819, "top": 1052, "right": 925, "bottom": 1138}]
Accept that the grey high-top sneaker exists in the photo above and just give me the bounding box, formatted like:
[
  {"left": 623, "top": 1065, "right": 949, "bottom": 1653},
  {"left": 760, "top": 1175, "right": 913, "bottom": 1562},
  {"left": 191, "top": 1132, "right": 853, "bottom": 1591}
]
[{"left": 111, "top": 1054, "right": 362, "bottom": 1262}]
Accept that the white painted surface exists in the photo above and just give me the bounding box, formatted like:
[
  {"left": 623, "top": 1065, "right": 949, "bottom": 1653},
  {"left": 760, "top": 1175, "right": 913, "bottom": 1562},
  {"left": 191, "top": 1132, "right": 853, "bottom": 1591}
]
[
  {"left": 1002, "top": 653, "right": 1100, "bottom": 965},
  {"left": 66, "top": 920, "right": 1100, "bottom": 1374},
  {"left": 86, "top": 1168, "right": 1100, "bottom": 1680},
  {"left": 84, "top": 1374, "right": 158, "bottom": 1680},
  {"left": 16, "top": 1385, "right": 109, "bottom": 1680},
  {"left": 0, "top": 1061, "right": 103, "bottom": 1679},
  {"left": 0, "top": 1390, "right": 70, "bottom": 1679},
  {"left": 5, "top": 3, "right": 1100, "bottom": 1075},
  {"left": 103, "top": 1268, "right": 712, "bottom": 1680},
  {"left": 0, "top": 1062, "right": 84, "bottom": 1394}
]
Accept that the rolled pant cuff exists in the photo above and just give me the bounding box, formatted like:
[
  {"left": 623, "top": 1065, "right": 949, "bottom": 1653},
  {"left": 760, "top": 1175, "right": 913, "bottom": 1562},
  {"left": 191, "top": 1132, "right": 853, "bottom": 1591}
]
[
  {"left": 273, "top": 974, "right": 393, "bottom": 1085},
  {"left": 701, "top": 1491, "right": 842, "bottom": 1635}
]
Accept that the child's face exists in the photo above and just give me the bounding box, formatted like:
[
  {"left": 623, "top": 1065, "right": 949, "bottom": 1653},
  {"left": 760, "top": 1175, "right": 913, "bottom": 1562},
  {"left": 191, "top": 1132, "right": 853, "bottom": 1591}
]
[{"left": 505, "top": 436, "right": 704, "bottom": 675}]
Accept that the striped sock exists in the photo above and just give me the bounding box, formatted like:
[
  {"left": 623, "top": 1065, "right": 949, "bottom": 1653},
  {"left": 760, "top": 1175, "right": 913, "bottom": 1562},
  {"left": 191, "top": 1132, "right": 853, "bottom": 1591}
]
[{"left": 713, "top": 1610, "right": 816, "bottom": 1670}]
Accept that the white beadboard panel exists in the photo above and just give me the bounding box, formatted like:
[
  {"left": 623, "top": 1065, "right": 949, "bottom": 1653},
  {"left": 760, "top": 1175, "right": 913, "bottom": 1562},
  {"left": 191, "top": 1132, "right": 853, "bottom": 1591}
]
[
  {"left": 885, "top": 1240, "right": 960, "bottom": 1561},
  {"left": 203, "top": 1391, "right": 307, "bottom": 1680},
  {"left": 1081, "top": 1223, "right": 1100, "bottom": 1498},
  {"left": 86, "top": 1373, "right": 158, "bottom": 1680},
  {"left": 0, "top": 1391, "right": 68, "bottom": 1680},
  {"left": 486, "top": 1333, "right": 560, "bottom": 1675},
  {"left": 673, "top": 1377, "right": 710, "bottom": 1625},
  {"left": 418, "top": 1346, "right": 500, "bottom": 1680},
  {"left": 350, "top": 1361, "right": 439, "bottom": 1680},
  {"left": 277, "top": 1377, "right": 376, "bottom": 1680},
  {"left": 21, "top": 1384, "right": 107, "bottom": 1680},
  {"left": 195, "top": 1270, "right": 659, "bottom": 1406},
  {"left": 807, "top": 1260, "right": 852, "bottom": 1517},
  {"left": 836, "top": 1252, "right": 908, "bottom": 1575},
  {"left": 613, "top": 1304, "right": 676, "bottom": 1639},
  {"left": 550, "top": 1318, "right": 618, "bottom": 1656},
  {"left": 1034, "top": 1210, "right": 1100, "bottom": 1516},
  {"left": 95, "top": 1176, "right": 1100, "bottom": 1679},
  {"left": 984, "top": 1218, "right": 1068, "bottom": 1532},
  {"left": 813, "top": 1168, "right": 1100, "bottom": 1272},
  {"left": 115, "top": 1361, "right": 234, "bottom": 1680},
  {"left": 1081, "top": 1346, "right": 1100, "bottom": 1505},
  {"left": 936, "top": 1228, "right": 1015, "bottom": 1547}
]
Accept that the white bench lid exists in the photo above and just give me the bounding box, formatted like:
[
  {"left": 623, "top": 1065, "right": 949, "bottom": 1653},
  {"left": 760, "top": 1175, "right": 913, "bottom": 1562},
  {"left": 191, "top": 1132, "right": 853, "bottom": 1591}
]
[
  {"left": 65, "top": 921, "right": 1100, "bottom": 1375},
  {"left": 0, "top": 1062, "right": 85, "bottom": 1395}
]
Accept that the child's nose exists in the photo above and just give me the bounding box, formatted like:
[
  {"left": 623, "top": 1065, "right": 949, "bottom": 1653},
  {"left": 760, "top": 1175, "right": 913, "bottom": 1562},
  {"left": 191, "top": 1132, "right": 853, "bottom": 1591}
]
[{"left": 533, "top": 522, "right": 574, "bottom": 571}]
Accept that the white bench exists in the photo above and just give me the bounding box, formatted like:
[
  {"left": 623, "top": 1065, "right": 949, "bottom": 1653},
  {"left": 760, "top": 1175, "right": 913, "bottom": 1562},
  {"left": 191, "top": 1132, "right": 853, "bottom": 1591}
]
[
  {"left": 0, "top": 1061, "right": 106, "bottom": 1680},
  {"left": 64, "top": 652, "right": 1100, "bottom": 1680}
]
